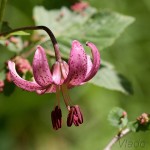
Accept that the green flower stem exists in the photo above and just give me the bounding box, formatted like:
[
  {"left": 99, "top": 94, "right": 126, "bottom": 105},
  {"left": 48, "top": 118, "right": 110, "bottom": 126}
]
[
  {"left": 0, "top": 0, "right": 7, "bottom": 31},
  {"left": 0, "top": 26, "right": 62, "bottom": 61}
]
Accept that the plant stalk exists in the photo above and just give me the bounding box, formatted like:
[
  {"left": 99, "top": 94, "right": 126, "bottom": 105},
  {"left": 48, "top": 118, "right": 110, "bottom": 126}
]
[
  {"left": 104, "top": 128, "right": 130, "bottom": 150},
  {"left": 0, "top": 25, "right": 62, "bottom": 61}
]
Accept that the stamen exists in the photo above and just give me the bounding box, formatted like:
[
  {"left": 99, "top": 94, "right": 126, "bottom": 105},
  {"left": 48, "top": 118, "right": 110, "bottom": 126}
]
[
  {"left": 61, "top": 84, "right": 71, "bottom": 107},
  {"left": 67, "top": 107, "right": 74, "bottom": 127},
  {"left": 55, "top": 85, "right": 60, "bottom": 106},
  {"left": 74, "top": 105, "right": 83, "bottom": 124},
  {"left": 63, "top": 85, "right": 72, "bottom": 102},
  {"left": 60, "top": 84, "right": 84, "bottom": 127}
]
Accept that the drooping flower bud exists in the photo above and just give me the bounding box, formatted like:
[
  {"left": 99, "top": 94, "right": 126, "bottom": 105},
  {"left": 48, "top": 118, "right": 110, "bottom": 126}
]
[
  {"left": 122, "top": 111, "right": 127, "bottom": 118},
  {"left": 137, "top": 113, "right": 150, "bottom": 125},
  {"left": 15, "top": 56, "right": 32, "bottom": 74},
  {"left": 9, "top": 36, "right": 19, "bottom": 44}
]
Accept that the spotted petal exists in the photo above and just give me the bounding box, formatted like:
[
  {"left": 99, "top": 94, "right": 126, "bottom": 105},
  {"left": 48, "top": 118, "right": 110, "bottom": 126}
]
[
  {"left": 8, "top": 61, "right": 42, "bottom": 91},
  {"left": 66, "top": 40, "right": 87, "bottom": 86},
  {"left": 83, "top": 42, "right": 100, "bottom": 82},
  {"left": 32, "top": 46, "right": 53, "bottom": 87}
]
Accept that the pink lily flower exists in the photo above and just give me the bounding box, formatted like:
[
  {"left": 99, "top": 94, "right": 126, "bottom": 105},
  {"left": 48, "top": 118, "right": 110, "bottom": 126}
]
[{"left": 8, "top": 40, "right": 100, "bottom": 130}]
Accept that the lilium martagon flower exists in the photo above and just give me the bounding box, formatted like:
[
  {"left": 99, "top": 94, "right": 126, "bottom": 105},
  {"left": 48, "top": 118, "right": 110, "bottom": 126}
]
[{"left": 8, "top": 39, "right": 100, "bottom": 130}]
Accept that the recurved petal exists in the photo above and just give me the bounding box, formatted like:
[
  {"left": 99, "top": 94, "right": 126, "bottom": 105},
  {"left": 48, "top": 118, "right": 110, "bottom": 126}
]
[
  {"left": 83, "top": 42, "right": 100, "bottom": 82},
  {"left": 66, "top": 40, "right": 87, "bottom": 86},
  {"left": 8, "top": 61, "right": 43, "bottom": 91},
  {"left": 32, "top": 46, "right": 53, "bottom": 87}
]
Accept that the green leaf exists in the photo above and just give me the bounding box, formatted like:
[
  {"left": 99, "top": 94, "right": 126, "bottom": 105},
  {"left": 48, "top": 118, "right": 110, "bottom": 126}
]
[
  {"left": 89, "top": 62, "right": 133, "bottom": 94},
  {"left": 108, "top": 107, "right": 128, "bottom": 129},
  {"left": 57, "top": 10, "right": 135, "bottom": 51},
  {"left": 34, "top": 6, "right": 135, "bottom": 57},
  {"left": 33, "top": 6, "right": 97, "bottom": 36},
  {"left": 7, "top": 31, "right": 30, "bottom": 36}
]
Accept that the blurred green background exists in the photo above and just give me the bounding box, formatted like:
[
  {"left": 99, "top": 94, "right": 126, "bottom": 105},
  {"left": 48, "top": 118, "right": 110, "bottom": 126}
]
[{"left": 0, "top": 0, "right": 150, "bottom": 150}]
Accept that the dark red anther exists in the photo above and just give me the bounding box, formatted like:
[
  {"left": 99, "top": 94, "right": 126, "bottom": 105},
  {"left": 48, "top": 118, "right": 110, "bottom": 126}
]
[
  {"left": 67, "top": 105, "right": 83, "bottom": 127},
  {"left": 73, "top": 115, "right": 80, "bottom": 126},
  {"left": 74, "top": 105, "right": 83, "bottom": 124},
  {"left": 67, "top": 107, "right": 74, "bottom": 127},
  {"left": 51, "top": 106, "right": 62, "bottom": 130}
]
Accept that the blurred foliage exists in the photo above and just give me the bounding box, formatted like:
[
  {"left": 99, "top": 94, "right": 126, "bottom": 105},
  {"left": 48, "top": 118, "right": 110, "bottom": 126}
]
[
  {"left": 89, "top": 62, "right": 133, "bottom": 94},
  {"left": 108, "top": 107, "right": 128, "bottom": 130},
  {"left": 0, "top": 0, "right": 150, "bottom": 150},
  {"left": 108, "top": 107, "right": 150, "bottom": 133},
  {"left": 34, "top": 6, "right": 134, "bottom": 50}
]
